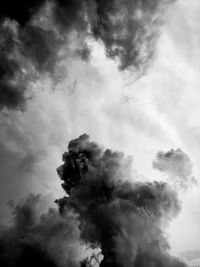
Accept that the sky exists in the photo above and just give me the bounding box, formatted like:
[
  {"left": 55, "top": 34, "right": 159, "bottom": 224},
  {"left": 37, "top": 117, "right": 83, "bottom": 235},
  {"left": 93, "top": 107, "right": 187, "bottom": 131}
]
[{"left": 0, "top": 0, "right": 200, "bottom": 266}]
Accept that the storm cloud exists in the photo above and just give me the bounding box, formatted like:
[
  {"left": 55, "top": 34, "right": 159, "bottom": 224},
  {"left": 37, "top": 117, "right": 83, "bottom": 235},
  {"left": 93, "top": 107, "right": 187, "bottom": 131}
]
[
  {"left": 0, "top": 193, "right": 99, "bottom": 267},
  {"left": 0, "top": 134, "right": 188, "bottom": 267},
  {"left": 0, "top": 0, "right": 175, "bottom": 110},
  {"left": 56, "top": 134, "right": 187, "bottom": 267},
  {"left": 0, "top": 17, "right": 58, "bottom": 111},
  {"left": 89, "top": 0, "right": 175, "bottom": 74}
]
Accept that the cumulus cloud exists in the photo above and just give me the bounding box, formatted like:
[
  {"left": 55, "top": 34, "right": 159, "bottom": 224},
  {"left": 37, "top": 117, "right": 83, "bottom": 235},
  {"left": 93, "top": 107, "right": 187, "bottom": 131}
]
[
  {"left": 0, "top": 193, "right": 99, "bottom": 267},
  {"left": 56, "top": 134, "right": 187, "bottom": 267},
  {"left": 0, "top": 134, "right": 188, "bottom": 267},
  {"left": 89, "top": 0, "right": 175, "bottom": 74},
  {"left": 153, "top": 148, "right": 197, "bottom": 189}
]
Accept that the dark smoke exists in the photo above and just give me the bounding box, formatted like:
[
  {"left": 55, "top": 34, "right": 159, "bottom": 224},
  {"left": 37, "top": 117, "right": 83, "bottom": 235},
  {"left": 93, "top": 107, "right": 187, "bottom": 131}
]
[
  {"left": 0, "top": 12, "right": 64, "bottom": 111},
  {"left": 0, "top": 21, "right": 27, "bottom": 110},
  {"left": 0, "top": 193, "right": 98, "bottom": 267},
  {"left": 0, "top": 134, "right": 188, "bottom": 266},
  {"left": 0, "top": 0, "right": 175, "bottom": 110},
  {"left": 56, "top": 134, "right": 187, "bottom": 267},
  {"left": 0, "top": 1, "right": 86, "bottom": 111},
  {"left": 53, "top": 0, "right": 176, "bottom": 74},
  {"left": 153, "top": 148, "right": 197, "bottom": 189},
  {"left": 0, "top": 1, "right": 43, "bottom": 25},
  {"left": 89, "top": 0, "right": 175, "bottom": 74},
  {"left": 0, "top": 194, "right": 57, "bottom": 267}
]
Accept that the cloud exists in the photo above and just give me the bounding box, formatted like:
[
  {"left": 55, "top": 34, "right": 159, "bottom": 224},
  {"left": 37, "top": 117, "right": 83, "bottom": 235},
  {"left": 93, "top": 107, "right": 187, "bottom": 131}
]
[
  {"left": 0, "top": 0, "right": 176, "bottom": 110},
  {"left": 180, "top": 249, "right": 200, "bottom": 262},
  {"left": 0, "top": 134, "right": 189, "bottom": 267},
  {"left": 54, "top": 0, "right": 176, "bottom": 75},
  {"left": 0, "top": 0, "right": 43, "bottom": 25},
  {"left": 89, "top": 0, "right": 175, "bottom": 75},
  {"left": 56, "top": 134, "right": 187, "bottom": 267},
  {"left": 0, "top": 193, "right": 99, "bottom": 267},
  {"left": 0, "top": 92, "right": 68, "bottom": 225},
  {"left": 0, "top": 17, "right": 56, "bottom": 111},
  {"left": 153, "top": 148, "right": 197, "bottom": 189},
  {"left": 0, "top": 20, "right": 29, "bottom": 110},
  {"left": 0, "top": 1, "right": 88, "bottom": 111}
]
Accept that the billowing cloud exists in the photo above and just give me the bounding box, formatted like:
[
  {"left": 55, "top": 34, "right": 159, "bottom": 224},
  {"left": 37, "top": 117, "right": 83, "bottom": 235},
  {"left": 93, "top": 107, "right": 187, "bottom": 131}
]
[
  {"left": 89, "top": 0, "right": 175, "bottom": 74},
  {"left": 0, "top": 1, "right": 43, "bottom": 25},
  {"left": 56, "top": 134, "right": 187, "bottom": 267},
  {"left": 0, "top": 17, "right": 58, "bottom": 111},
  {"left": 0, "top": 134, "right": 188, "bottom": 267},
  {"left": 0, "top": 1, "right": 88, "bottom": 111},
  {"left": 0, "top": 0, "right": 175, "bottom": 110},
  {"left": 0, "top": 193, "right": 100, "bottom": 267},
  {"left": 153, "top": 148, "right": 197, "bottom": 189}
]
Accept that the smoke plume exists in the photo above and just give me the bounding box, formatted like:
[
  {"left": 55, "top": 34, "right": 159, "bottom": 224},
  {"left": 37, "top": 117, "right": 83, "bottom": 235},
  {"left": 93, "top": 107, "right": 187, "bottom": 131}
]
[
  {"left": 0, "top": 134, "right": 188, "bottom": 267},
  {"left": 89, "top": 0, "right": 175, "bottom": 74},
  {"left": 56, "top": 134, "right": 187, "bottom": 267},
  {"left": 0, "top": 193, "right": 99, "bottom": 267},
  {"left": 0, "top": 0, "right": 175, "bottom": 110}
]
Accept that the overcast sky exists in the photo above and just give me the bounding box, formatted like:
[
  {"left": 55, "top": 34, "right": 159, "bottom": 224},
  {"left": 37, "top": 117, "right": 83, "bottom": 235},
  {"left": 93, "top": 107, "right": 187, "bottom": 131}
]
[{"left": 0, "top": 0, "right": 200, "bottom": 266}]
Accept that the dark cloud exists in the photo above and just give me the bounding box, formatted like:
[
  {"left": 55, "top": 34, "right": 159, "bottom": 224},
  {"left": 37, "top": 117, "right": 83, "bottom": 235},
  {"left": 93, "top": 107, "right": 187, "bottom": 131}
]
[
  {"left": 0, "top": 134, "right": 188, "bottom": 267},
  {"left": 0, "top": 0, "right": 176, "bottom": 110},
  {"left": 0, "top": 22, "right": 27, "bottom": 110},
  {"left": 19, "top": 25, "right": 58, "bottom": 72},
  {"left": 0, "top": 194, "right": 97, "bottom": 267},
  {"left": 54, "top": 0, "right": 88, "bottom": 32},
  {"left": 153, "top": 148, "right": 197, "bottom": 189},
  {"left": 53, "top": 0, "right": 176, "bottom": 74},
  {"left": 0, "top": 12, "right": 68, "bottom": 111},
  {"left": 0, "top": 140, "right": 38, "bottom": 225},
  {"left": 89, "top": 0, "right": 175, "bottom": 74},
  {"left": 0, "top": 103, "right": 68, "bottom": 226},
  {"left": 0, "top": 2, "right": 84, "bottom": 111},
  {"left": 0, "top": 0, "right": 43, "bottom": 25},
  {"left": 56, "top": 134, "right": 187, "bottom": 267}
]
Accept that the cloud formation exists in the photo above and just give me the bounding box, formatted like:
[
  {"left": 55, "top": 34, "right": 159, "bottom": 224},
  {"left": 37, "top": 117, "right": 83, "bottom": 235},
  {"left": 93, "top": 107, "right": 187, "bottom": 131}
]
[
  {"left": 89, "top": 0, "right": 175, "bottom": 74},
  {"left": 153, "top": 148, "right": 197, "bottom": 189},
  {"left": 56, "top": 134, "right": 187, "bottom": 267},
  {"left": 0, "top": 17, "right": 58, "bottom": 111},
  {"left": 0, "top": 134, "right": 188, "bottom": 267},
  {"left": 0, "top": 0, "right": 175, "bottom": 110},
  {"left": 0, "top": 194, "right": 99, "bottom": 267}
]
